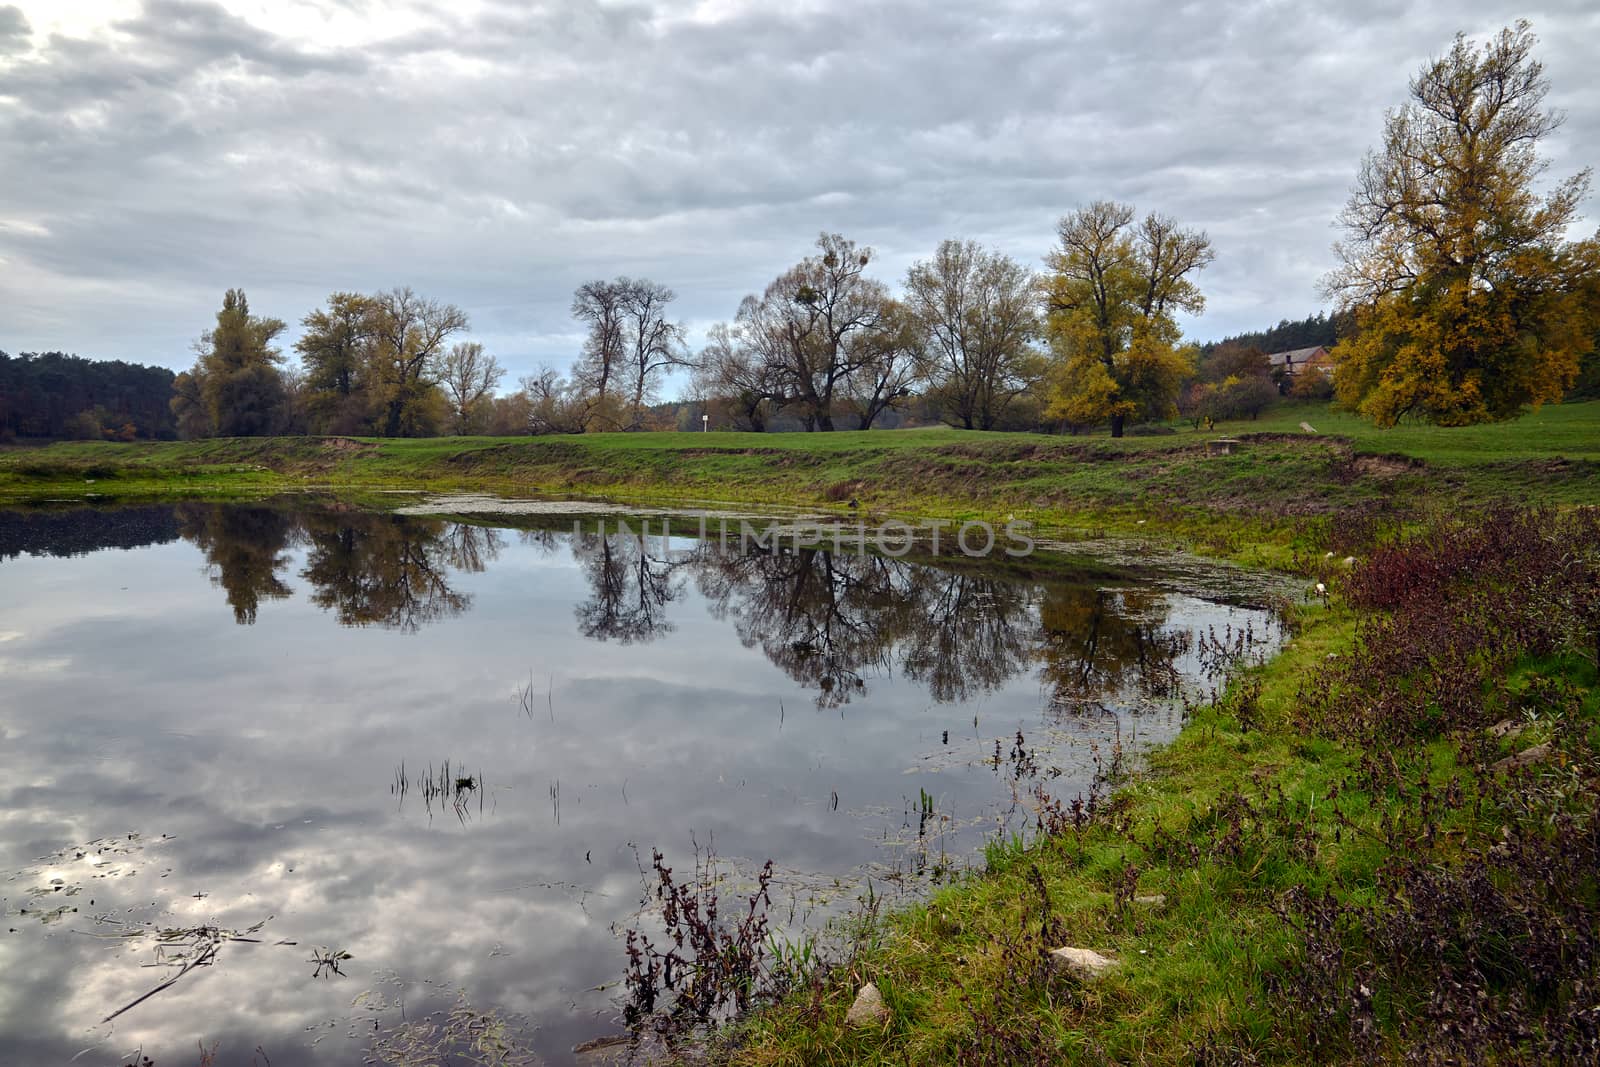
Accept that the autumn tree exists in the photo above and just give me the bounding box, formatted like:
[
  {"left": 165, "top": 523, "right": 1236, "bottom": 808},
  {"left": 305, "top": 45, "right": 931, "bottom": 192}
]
[
  {"left": 1042, "top": 204, "right": 1213, "bottom": 436},
  {"left": 904, "top": 240, "right": 1043, "bottom": 429},
  {"left": 296, "top": 292, "right": 378, "bottom": 434},
  {"left": 173, "top": 288, "right": 289, "bottom": 437},
  {"left": 439, "top": 341, "right": 504, "bottom": 435},
  {"left": 169, "top": 366, "right": 210, "bottom": 439},
  {"left": 1323, "top": 21, "right": 1599, "bottom": 425},
  {"left": 484, "top": 389, "right": 535, "bottom": 435},
  {"left": 1200, "top": 341, "right": 1270, "bottom": 384},
  {"left": 368, "top": 287, "right": 469, "bottom": 437}
]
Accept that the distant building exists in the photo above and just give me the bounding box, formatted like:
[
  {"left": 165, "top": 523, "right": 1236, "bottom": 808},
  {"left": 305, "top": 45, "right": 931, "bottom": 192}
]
[{"left": 1264, "top": 345, "right": 1331, "bottom": 378}]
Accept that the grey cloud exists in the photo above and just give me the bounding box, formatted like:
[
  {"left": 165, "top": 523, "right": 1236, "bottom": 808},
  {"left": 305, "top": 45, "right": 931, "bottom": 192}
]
[
  {"left": 0, "top": 5, "right": 27, "bottom": 53},
  {"left": 0, "top": 0, "right": 1596, "bottom": 379},
  {"left": 114, "top": 0, "right": 371, "bottom": 76}
]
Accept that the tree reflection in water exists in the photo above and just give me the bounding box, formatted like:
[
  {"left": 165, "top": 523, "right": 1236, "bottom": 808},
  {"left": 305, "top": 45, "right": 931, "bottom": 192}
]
[
  {"left": 695, "top": 548, "right": 910, "bottom": 707},
  {"left": 176, "top": 504, "right": 500, "bottom": 632},
  {"left": 1037, "top": 586, "right": 1192, "bottom": 713},
  {"left": 176, "top": 503, "right": 297, "bottom": 625},
  {"left": 169, "top": 505, "right": 1210, "bottom": 710},
  {"left": 571, "top": 528, "right": 682, "bottom": 643},
  {"left": 300, "top": 513, "right": 500, "bottom": 632}
]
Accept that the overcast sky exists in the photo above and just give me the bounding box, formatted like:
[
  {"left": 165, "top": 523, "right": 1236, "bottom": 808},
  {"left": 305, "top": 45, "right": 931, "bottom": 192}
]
[{"left": 1, "top": 1, "right": 1596, "bottom": 387}]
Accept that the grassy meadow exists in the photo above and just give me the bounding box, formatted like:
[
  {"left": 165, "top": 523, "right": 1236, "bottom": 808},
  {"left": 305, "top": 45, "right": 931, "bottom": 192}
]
[{"left": 3, "top": 399, "right": 1597, "bottom": 571}]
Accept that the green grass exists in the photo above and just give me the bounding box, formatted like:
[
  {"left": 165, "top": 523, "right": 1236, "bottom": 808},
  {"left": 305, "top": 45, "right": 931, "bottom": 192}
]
[
  {"left": 3, "top": 401, "right": 1597, "bottom": 573},
  {"left": 1205, "top": 398, "right": 1600, "bottom": 463},
  {"left": 725, "top": 608, "right": 1356, "bottom": 1064},
  {"left": 723, "top": 602, "right": 1599, "bottom": 1064}
]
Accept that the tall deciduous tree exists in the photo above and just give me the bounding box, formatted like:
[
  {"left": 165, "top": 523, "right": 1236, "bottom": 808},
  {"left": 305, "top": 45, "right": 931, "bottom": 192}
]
[
  {"left": 739, "top": 233, "right": 892, "bottom": 431},
  {"left": 169, "top": 367, "right": 209, "bottom": 440},
  {"left": 618, "top": 279, "right": 687, "bottom": 429},
  {"left": 439, "top": 341, "right": 504, "bottom": 435},
  {"left": 177, "top": 288, "right": 289, "bottom": 438},
  {"left": 368, "top": 287, "right": 468, "bottom": 437},
  {"left": 569, "top": 278, "right": 686, "bottom": 431},
  {"left": 843, "top": 298, "right": 925, "bottom": 429},
  {"left": 1323, "top": 21, "right": 1599, "bottom": 425},
  {"left": 1042, "top": 203, "right": 1213, "bottom": 436},
  {"left": 570, "top": 279, "right": 629, "bottom": 430},
  {"left": 905, "top": 240, "right": 1043, "bottom": 430},
  {"left": 296, "top": 292, "right": 378, "bottom": 433}
]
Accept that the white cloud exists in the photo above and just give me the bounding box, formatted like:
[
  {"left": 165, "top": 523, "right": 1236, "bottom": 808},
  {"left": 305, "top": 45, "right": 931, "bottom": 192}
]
[{"left": 0, "top": 0, "right": 1596, "bottom": 383}]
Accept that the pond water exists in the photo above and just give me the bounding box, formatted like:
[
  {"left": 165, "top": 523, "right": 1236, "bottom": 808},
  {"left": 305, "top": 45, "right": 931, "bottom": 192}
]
[{"left": 0, "top": 501, "right": 1282, "bottom": 1065}]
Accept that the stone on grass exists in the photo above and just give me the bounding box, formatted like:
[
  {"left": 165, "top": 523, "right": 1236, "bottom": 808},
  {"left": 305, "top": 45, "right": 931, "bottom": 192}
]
[
  {"left": 1486, "top": 719, "right": 1529, "bottom": 740},
  {"left": 845, "top": 982, "right": 888, "bottom": 1028},
  {"left": 1133, "top": 894, "right": 1167, "bottom": 907},
  {"left": 1491, "top": 741, "right": 1552, "bottom": 774},
  {"left": 1048, "top": 946, "right": 1118, "bottom": 980}
]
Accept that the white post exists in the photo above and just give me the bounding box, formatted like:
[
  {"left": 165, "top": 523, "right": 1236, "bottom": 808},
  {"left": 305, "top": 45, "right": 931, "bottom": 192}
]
[{"left": 701, "top": 414, "right": 709, "bottom": 432}]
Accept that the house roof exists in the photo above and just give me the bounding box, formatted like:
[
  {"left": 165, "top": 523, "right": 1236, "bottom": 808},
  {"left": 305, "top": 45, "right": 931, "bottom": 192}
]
[{"left": 1264, "top": 345, "right": 1328, "bottom": 367}]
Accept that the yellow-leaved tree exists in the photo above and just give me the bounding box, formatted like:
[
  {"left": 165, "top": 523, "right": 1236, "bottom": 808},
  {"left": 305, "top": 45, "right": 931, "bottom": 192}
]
[
  {"left": 1042, "top": 201, "right": 1213, "bottom": 437},
  {"left": 1323, "top": 21, "right": 1599, "bottom": 426}
]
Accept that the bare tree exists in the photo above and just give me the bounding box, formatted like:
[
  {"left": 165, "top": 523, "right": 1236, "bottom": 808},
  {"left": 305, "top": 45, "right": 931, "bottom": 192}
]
[
  {"left": 904, "top": 240, "right": 1043, "bottom": 430},
  {"left": 844, "top": 298, "right": 925, "bottom": 428},
  {"left": 440, "top": 341, "right": 504, "bottom": 435},
  {"left": 522, "top": 365, "right": 588, "bottom": 435},
  {"left": 618, "top": 278, "right": 687, "bottom": 429},
  {"left": 570, "top": 280, "right": 629, "bottom": 430},
  {"left": 693, "top": 321, "right": 785, "bottom": 431},
  {"left": 738, "top": 233, "right": 891, "bottom": 431},
  {"left": 369, "top": 287, "right": 469, "bottom": 437}
]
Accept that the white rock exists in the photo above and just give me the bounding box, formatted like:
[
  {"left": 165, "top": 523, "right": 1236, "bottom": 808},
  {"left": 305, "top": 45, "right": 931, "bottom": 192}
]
[
  {"left": 1133, "top": 894, "right": 1167, "bottom": 907},
  {"left": 845, "top": 982, "right": 888, "bottom": 1027},
  {"left": 1048, "top": 946, "right": 1118, "bottom": 980}
]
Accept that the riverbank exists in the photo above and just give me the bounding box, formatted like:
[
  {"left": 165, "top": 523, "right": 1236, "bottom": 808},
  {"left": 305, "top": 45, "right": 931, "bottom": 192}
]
[
  {"left": 3, "top": 401, "right": 1598, "bottom": 573},
  {"left": 4, "top": 405, "right": 1597, "bottom": 1063},
  {"left": 722, "top": 507, "right": 1600, "bottom": 1064}
]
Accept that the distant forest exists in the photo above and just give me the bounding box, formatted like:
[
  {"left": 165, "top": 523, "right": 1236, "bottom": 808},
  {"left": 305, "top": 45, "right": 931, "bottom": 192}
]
[
  {"left": 1199, "top": 311, "right": 1351, "bottom": 356},
  {"left": 0, "top": 351, "right": 177, "bottom": 441}
]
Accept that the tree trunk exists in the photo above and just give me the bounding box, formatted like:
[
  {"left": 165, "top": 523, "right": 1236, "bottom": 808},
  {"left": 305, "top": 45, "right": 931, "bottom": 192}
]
[
  {"left": 1110, "top": 414, "right": 1126, "bottom": 438},
  {"left": 384, "top": 399, "right": 404, "bottom": 438}
]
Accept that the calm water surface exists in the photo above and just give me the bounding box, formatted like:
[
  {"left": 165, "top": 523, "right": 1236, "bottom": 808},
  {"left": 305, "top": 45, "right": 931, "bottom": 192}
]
[{"left": 0, "top": 502, "right": 1281, "bottom": 1065}]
